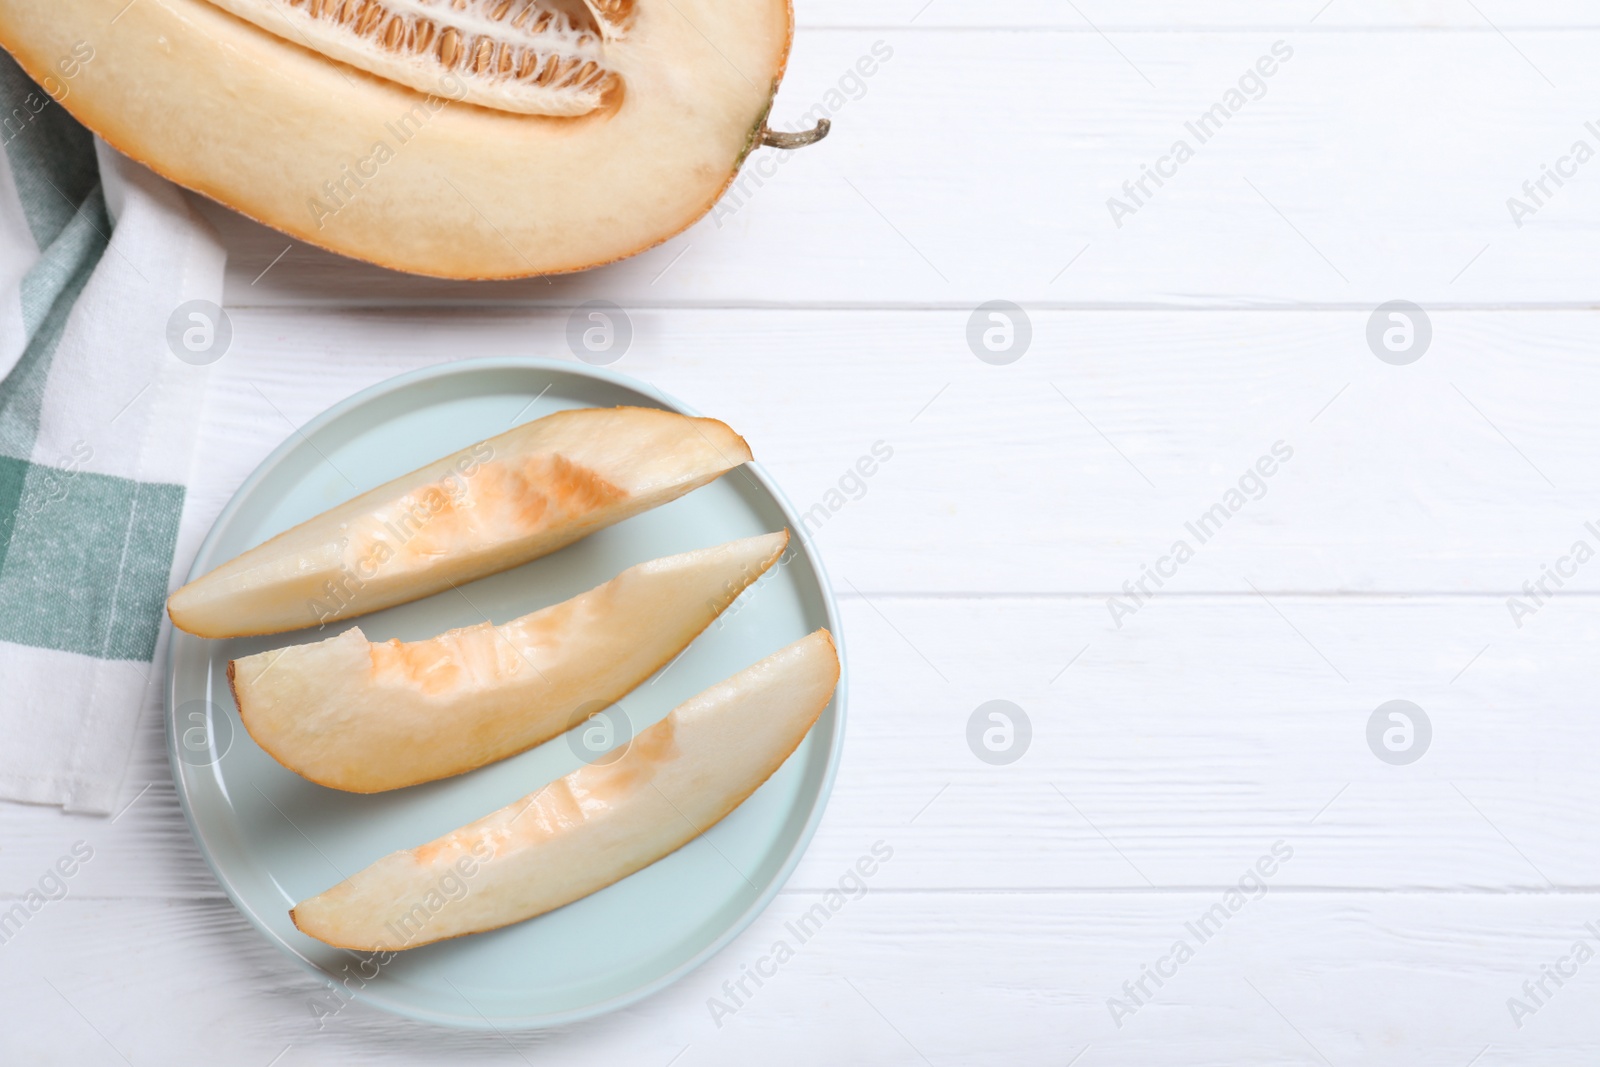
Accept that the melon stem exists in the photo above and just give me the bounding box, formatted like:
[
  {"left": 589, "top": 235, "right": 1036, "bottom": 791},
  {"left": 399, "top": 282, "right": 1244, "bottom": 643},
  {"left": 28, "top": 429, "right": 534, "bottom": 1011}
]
[{"left": 756, "top": 119, "right": 831, "bottom": 150}]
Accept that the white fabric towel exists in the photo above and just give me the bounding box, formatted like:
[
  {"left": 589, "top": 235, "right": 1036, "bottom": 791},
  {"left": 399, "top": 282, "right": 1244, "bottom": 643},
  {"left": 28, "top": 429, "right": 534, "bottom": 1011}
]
[{"left": 0, "top": 54, "right": 227, "bottom": 814}]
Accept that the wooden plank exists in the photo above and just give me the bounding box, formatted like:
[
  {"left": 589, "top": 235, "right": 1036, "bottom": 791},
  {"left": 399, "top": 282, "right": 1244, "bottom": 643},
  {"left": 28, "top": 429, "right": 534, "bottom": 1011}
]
[
  {"left": 2, "top": 892, "right": 1596, "bottom": 1064},
  {"left": 208, "top": 28, "right": 1600, "bottom": 308},
  {"left": 2, "top": 593, "right": 1593, "bottom": 898},
  {"left": 157, "top": 307, "right": 1600, "bottom": 594}
]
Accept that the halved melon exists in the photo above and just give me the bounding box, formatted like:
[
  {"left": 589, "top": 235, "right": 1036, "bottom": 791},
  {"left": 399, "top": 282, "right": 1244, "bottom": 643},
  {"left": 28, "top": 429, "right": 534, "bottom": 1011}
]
[
  {"left": 230, "top": 530, "right": 789, "bottom": 792},
  {"left": 168, "top": 406, "right": 752, "bottom": 638},
  {"left": 290, "top": 628, "right": 837, "bottom": 950},
  {"left": 0, "top": 0, "right": 823, "bottom": 278}
]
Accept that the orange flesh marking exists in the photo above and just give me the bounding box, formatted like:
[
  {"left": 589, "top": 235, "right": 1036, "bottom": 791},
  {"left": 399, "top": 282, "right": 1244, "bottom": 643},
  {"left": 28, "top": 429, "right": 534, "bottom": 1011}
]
[
  {"left": 346, "top": 452, "right": 626, "bottom": 577},
  {"left": 364, "top": 582, "right": 583, "bottom": 695},
  {"left": 592, "top": 716, "right": 681, "bottom": 796},
  {"left": 368, "top": 633, "right": 473, "bottom": 695},
  {"left": 431, "top": 716, "right": 684, "bottom": 860}
]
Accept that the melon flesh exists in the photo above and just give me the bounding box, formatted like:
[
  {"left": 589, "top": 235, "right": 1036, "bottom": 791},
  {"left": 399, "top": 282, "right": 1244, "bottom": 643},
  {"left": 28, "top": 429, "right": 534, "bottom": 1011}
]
[
  {"left": 290, "top": 629, "right": 838, "bottom": 950},
  {"left": 230, "top": 530, "right": 789, "bottom": 792},
  {"left": 0, "top": 0, "right": 797, "bottom": 277},
  {"left": 167, "top": 406, "right": 752, "bottom": 638}
]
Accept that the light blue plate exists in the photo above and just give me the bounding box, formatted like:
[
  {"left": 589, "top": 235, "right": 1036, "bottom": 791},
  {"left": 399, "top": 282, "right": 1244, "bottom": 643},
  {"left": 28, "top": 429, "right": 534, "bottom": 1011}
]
[{"left": 166, "top": 358, "right": 846, "bottom": 1029}]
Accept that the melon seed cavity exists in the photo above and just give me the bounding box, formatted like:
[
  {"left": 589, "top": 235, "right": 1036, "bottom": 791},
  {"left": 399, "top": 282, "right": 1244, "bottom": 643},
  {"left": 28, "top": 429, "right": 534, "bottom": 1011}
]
[{"left": 204, "top": 0, "right": 628, "bottom": 116}]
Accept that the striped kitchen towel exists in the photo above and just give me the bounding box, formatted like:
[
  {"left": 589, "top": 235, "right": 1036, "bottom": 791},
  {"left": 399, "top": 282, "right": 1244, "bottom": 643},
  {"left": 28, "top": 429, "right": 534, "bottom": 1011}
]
[{"left": 0, "top": 53, "right": 226, "bottom": 813}]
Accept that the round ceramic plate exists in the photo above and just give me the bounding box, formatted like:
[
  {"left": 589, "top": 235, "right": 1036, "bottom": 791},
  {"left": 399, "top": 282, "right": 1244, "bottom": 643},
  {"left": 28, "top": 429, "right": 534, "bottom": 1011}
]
[{"left": 166, "top": 358, "right": 845, "bottom": 1029}]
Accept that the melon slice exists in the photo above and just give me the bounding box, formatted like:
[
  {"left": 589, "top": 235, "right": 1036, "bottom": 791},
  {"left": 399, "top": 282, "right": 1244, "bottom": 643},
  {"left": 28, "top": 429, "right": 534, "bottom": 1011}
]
[
  {"left": 0, "top": 0, "right": 826, "bottom": 278},
  {"left": 230, "top": 530, "right": 789, "bottom": 792},
  {"left": 290, "top": 628, "right": 838, "bottom": 950},
  {"left": 168, "top": 406, "right": 751, "bottom": 638}
]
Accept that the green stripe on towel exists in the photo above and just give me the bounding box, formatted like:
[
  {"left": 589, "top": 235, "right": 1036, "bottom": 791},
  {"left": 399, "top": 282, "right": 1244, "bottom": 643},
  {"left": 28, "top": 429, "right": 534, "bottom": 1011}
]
[{"left": 0, "top": 457, "right": 183, "bottom": 661}]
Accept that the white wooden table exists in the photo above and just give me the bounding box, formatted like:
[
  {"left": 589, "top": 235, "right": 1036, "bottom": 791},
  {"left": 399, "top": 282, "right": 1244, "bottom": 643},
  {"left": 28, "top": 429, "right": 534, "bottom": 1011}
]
[{"left": 7, "top": 2, "right": 1600, "bottom": 1062}]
